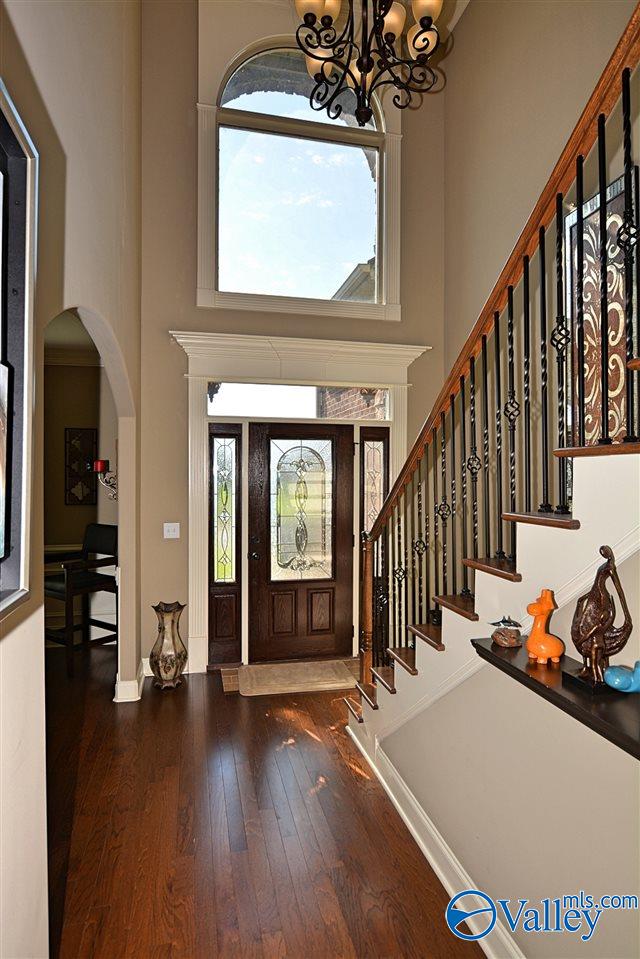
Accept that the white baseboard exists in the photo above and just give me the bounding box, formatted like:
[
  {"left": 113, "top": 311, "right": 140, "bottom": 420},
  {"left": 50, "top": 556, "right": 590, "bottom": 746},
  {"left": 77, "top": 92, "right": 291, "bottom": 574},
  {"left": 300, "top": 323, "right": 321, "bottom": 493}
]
[
  {"left": 346, "top": 728, "right": 524, "bottom": 959},
  {"left": 113, "top": 659, "right": 145, "bottom": 703}
]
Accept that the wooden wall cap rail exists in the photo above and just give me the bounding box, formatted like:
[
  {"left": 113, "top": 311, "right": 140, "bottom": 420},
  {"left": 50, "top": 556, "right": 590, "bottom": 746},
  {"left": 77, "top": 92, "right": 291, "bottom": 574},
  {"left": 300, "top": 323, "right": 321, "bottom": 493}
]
[{"left": 370, "top": 3, "right": 640, "bottom": 542}]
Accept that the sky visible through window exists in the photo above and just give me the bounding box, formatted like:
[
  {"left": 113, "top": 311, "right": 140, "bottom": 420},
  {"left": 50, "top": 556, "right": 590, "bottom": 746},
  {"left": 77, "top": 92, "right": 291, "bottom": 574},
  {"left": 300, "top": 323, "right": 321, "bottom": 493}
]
[{"left": 218, "top": 90, "right": 377, "bottom": 301}]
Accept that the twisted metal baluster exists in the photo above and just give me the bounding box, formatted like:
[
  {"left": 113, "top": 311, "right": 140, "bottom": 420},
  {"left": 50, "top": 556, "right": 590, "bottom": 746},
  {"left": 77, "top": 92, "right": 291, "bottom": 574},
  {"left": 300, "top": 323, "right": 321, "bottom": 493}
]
[
  {"left": 414, "top": 454, "right": 426, "bottom": 623},
  {"left": 504, "top": 286, "right": 520, "bottom": 560},
  {"left": 619, "top": 69, "right": 638, "bottom": 442},
  {"left": 481, "top": 335, "right": 491, "bottom": 555},
  {"left": 410, "top": 473, "right": 417, "bottom": 625},
  {"left": 523, "top": 256, "right": 532, "bottom": 512},
  {"left": 432, "top": 427, "right": 440, "bottom": 619},
  {"left": 438, "top": 413, "right": 451, "bottom": 596},
  {"left": 576, "top": 160, "right": 585, "bottom": 447},
  {"left": 381, "top": 527, "right": 389, "bottom": 663},
  {"left": 391, "top": 505, "right": 397, "bottom": 649},
  {"left": 449, "top": 394, "right": 457, "bottom": 596},
  {"left": 402, "top": 490, "right": 410, "bottom": 639},
  {"left": 551, "top": 192, "right": 571, "bottom": 513},
  {"left": 539, "top": 226, "right": 553, "bottom": 512},
  {"left": 494, "top": 312, "right": 506, "bottom": 557},
  {"left": 459, "top": 375, "right": 471, "bottom": 595},
  {"left": 395, "top": 500, "right": 406, "bottom": 646},
  {"left": 468, "top": 355, "right": 481, "bottom": 560}
]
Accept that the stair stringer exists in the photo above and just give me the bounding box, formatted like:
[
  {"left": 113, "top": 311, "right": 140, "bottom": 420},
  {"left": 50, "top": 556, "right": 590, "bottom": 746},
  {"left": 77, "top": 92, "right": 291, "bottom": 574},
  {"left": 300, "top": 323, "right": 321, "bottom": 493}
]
[{"left": 349, "top": 454, "right": 640, "bottom": 755}]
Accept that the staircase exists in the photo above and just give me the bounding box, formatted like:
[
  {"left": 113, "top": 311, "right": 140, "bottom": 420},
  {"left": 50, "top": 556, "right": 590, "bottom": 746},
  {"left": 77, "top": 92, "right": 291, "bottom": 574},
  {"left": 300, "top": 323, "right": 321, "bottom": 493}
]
[{"left": 347, "top": 7, "right": 640, "bottom": 755}]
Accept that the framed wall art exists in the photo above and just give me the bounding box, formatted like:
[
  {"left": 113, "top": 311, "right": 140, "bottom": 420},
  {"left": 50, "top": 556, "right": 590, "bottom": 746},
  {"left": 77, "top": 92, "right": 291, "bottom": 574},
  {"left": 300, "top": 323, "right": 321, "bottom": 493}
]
[{"left": 0, "top": 82, "right": 38, "bottom": 614}]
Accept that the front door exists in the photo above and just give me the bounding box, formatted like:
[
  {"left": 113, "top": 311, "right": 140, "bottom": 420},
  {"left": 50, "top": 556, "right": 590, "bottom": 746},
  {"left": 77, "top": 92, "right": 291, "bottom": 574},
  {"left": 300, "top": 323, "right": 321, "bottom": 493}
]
[{"left": 248, "top": 423, "right": 354, "bottom": 662}]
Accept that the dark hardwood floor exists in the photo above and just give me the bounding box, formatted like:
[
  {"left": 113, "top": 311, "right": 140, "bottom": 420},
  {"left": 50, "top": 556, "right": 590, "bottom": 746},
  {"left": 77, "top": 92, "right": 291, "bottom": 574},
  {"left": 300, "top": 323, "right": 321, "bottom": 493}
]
[{"left": 46, "top": 646, "right": 481, "bottom": 958}]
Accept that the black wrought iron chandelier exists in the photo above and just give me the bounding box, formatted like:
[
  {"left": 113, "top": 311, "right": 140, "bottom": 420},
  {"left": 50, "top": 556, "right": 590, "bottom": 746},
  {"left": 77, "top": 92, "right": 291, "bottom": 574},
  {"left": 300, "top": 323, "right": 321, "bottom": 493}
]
[{"left": 294, "top": 0, "right": 442, "bottom": 127}]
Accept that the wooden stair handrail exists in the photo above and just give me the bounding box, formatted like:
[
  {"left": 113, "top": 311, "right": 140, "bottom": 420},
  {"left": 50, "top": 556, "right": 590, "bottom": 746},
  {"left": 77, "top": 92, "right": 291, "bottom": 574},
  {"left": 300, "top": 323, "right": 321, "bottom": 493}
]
[{"left": 370, "top": 2, "right": 640, "bottom": 540}]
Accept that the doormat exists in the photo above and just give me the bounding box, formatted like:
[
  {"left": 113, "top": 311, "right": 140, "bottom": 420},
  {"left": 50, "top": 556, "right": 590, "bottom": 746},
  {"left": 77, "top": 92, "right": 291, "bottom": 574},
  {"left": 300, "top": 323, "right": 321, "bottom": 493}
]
[{"left": 235, "top": 659, "right": 358, "bottom": 697}]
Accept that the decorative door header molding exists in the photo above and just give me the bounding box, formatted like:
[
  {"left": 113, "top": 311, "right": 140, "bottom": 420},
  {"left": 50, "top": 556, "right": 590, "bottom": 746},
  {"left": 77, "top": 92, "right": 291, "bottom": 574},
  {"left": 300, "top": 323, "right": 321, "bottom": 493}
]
[{"left": 170, "top": 331, "right": 429, "bottom": 385}]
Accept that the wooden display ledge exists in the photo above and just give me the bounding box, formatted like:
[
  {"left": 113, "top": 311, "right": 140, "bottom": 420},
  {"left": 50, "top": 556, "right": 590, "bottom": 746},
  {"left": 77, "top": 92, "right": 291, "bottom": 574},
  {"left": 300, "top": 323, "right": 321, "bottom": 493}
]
[
  {"left": 472, "top": 638, "right": 640, "bottom": 760},
  {"left": 554, "top": 442, "right": 640, "bottom": 457}
]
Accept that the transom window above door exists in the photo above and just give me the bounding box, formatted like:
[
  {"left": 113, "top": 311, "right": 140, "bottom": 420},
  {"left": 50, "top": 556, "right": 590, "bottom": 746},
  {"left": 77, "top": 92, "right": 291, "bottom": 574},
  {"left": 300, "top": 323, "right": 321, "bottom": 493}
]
[{"left": 199, "top": 45, "right": 401, "bottom": 321}]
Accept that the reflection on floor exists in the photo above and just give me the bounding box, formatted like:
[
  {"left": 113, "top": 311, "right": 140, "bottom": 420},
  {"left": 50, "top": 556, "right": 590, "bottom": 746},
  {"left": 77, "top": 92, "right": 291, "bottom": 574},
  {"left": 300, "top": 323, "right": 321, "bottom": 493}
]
[{"left": 46, "top": 645, "right": 480, "bottom": 958}]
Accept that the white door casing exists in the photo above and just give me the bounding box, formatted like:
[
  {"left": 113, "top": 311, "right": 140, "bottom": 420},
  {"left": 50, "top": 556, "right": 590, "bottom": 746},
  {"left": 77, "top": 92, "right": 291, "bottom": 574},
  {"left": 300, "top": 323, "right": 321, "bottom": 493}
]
[{"left": 171, "top": 332, "right": 428, "bottom": 672}]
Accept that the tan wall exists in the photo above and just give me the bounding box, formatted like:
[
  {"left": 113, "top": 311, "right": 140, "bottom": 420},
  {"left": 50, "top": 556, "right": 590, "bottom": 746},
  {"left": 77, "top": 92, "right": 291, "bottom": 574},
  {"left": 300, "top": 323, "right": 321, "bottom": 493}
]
[
  {"left": 384, "top": 551, "right": 640, "bottom": 959},
  {"left": 140, "top": 0, "right": 445, "bottom": 652},
  {"left": 0, "top": 2, "right": 141, "bottom": 955},
  {"left": 43, "top": 365, "right": 100, "bottom": 545},
  {"left": 442, "top": 0, "right": 637, "bottom": 371}
]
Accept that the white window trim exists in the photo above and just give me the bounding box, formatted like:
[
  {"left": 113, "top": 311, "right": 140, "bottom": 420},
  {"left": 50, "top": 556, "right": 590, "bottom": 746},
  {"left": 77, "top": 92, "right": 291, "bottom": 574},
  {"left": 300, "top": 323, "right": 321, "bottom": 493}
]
[
  {"left": 170, "top": 332, "right": 428, "bottom": 673},
  {"left": 197, "top": 96, "right": 402, "bottom": 321}
]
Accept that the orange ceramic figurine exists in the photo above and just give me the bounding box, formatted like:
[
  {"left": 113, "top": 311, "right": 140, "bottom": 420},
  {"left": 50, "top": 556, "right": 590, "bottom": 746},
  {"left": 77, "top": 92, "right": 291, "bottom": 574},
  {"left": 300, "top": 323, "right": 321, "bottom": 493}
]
[{"left": 525, "top": 589, "right": 565, "bottom": 665}]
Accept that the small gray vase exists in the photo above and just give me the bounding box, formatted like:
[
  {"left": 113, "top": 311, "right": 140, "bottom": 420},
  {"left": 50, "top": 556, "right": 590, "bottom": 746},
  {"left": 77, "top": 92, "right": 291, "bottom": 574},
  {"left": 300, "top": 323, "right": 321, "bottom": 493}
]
[{"left": 149, "top": 601, "right": 187, "bottom": 689}]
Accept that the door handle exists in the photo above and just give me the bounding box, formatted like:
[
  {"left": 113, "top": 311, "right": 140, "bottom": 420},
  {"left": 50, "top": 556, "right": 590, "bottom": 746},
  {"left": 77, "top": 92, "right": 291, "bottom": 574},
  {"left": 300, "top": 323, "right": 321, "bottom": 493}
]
[{"left": 249, "top": 551, "right": 260, "bottom": 560}]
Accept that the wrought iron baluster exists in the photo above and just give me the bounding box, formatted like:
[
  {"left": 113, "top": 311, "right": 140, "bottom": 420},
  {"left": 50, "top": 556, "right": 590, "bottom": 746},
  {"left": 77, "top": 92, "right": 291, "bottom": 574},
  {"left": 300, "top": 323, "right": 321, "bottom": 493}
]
[
  {"left": 635, "top": 164, "right": 640, "bottom": 432},
  {"left": 425, "top": 450, "right": 432, "bottom": 623},
  {"left": 381, "top": 526, "right": 389, "bottom": 663},
  {"left": 575, "top": 160, "right": 585, "bottom": 446},
  {"left": 391, "top": 505, "right": 397, "bottom": 650},
  {"left": 538, "top": 226, "right": 552, "bottom": 511},
  {"left": 438, "top": 412, "right": 450, "bottom": 596},
  {"left": 395, "top": 500, "right": 406, "bottom": 646},
  {"left": 523, "top": 256, "right": 532, "bottom": 512},
  {"left": 504, "top": 286, "right": 520, "bottom": 560},
  {"left": 432, "top": 427, "right": 440, "bottom": 617},
  {"left": 597, "top": 114, "right": 611, "bottom": 445},
  {"left": 402, "top": 490, "right": 409, "bottom": 640},
  {"left": 449, "top": 395, "right": 457, "bottom": 596},
  {"left": 481, "top": 335, "right": 491, "bottom": 556},
  {"left": 494, "top": 311, "right": 505, "bottom": 557},
  {"left": 410, "top": 473, "right": 417, "bottom": 625},
  {"left": 468, "top": 355, "right": 481, "bottom": 560},
  {"left": 415, "top": 455, "right": 426, "bottom": 623},
  {"left": 459, "top": 375, "right": 471, "bottom": 595},
  {"left": 551, "top": 192, "right": 571, "bottom": 513},
  {"left": 619, "top": 68, "right": 638, "bottom": 442},
  {"left": 373, "top": 536, "right": 380, "bottom": 668}
]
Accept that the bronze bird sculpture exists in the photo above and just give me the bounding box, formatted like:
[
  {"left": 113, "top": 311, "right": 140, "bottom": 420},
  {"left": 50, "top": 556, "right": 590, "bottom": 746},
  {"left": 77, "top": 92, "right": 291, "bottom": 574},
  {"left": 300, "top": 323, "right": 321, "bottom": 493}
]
[{"left": 571, "top": 545, "right": 633, "bottom": 685}]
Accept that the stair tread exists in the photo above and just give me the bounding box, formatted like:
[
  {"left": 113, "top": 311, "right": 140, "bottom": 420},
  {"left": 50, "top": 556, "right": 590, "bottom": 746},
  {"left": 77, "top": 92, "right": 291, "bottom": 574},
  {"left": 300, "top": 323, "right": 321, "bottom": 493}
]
[
  {"left": 627, "top": 357, "right": 640, "bottom": 371},
  {"left": 434, "top": 593, "right": 479, "bottom": 621},
  {"left": 503, "top": 511, "right": 580, "bottom": 530},
  {"left": 355, "top": 680, "right": 378, "bottom": 709},
  {"left": 371, "top": 665, "right": 396, "bottom": 693},
  {"left": 555, "top": 442, "right": 640, "bottom": 457},
  {"left": 344, "top": 696, "right": 363, "bottom": 723},
  {"left": 462, "top": 556, "right": 522, "bottom": 582},
  {"left": 387, "top": 646, "right": 418, "bottom": 675},
  {"left": 408, "top": 622, "right": 445, "bottom": 651}
]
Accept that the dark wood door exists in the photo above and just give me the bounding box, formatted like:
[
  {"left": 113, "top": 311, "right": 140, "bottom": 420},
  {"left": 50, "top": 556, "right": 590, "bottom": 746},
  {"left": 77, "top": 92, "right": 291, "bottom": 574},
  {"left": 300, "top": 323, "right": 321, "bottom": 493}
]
[{"left": 248, "top": 423, "right": 354, "bottom": 662}]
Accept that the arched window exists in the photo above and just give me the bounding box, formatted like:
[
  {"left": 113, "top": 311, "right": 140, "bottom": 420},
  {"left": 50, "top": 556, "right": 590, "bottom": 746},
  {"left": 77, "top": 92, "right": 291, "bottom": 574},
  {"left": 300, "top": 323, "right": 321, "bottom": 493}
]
[{"left": 198, "top": 44, "right": 401, "bottom": 321}]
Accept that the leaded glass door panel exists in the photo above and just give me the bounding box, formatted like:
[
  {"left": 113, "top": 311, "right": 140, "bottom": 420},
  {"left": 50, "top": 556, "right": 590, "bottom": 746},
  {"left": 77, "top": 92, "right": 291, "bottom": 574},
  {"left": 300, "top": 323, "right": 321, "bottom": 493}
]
[
  {"left": 208, "top": 423, "right": 242, "bottom": 665},
  {"left": 249, "top": 423, "right": 354, "bottom": 662}
]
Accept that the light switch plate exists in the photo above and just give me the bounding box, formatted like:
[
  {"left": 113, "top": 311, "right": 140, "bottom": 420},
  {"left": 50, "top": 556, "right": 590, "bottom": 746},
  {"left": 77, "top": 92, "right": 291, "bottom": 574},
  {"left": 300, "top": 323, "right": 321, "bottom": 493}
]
[{"left": 163, "top": 522, "right": 180, "bottom": 540}]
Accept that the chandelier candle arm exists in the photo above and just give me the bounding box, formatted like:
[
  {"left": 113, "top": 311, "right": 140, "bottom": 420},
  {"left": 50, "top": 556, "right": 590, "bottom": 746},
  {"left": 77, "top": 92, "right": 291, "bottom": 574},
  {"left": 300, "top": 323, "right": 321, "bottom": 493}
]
[{"left": 295, "top": 0, "right": 442, "bottom": 127}]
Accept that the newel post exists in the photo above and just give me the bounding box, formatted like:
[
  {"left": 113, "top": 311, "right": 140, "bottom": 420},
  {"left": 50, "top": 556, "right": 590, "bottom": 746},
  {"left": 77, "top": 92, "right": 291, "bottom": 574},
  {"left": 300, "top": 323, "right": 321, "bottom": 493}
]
[{"left": 360, "top": 532, "right": 374, "bottom": 684}]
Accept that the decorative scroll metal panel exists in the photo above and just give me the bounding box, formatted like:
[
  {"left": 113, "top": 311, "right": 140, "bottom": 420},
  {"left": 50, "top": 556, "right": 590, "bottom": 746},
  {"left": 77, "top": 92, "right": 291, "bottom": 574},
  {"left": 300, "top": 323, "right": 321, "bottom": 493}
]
[
  {"left": 270, "top": 438, "right": 333, "bottom": 581},
  {"left": 567, "top": 176, "right": 628, "bottom": 444},
  {"left": 213, "top": 437, "right": 237, "bottom": 583}
]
